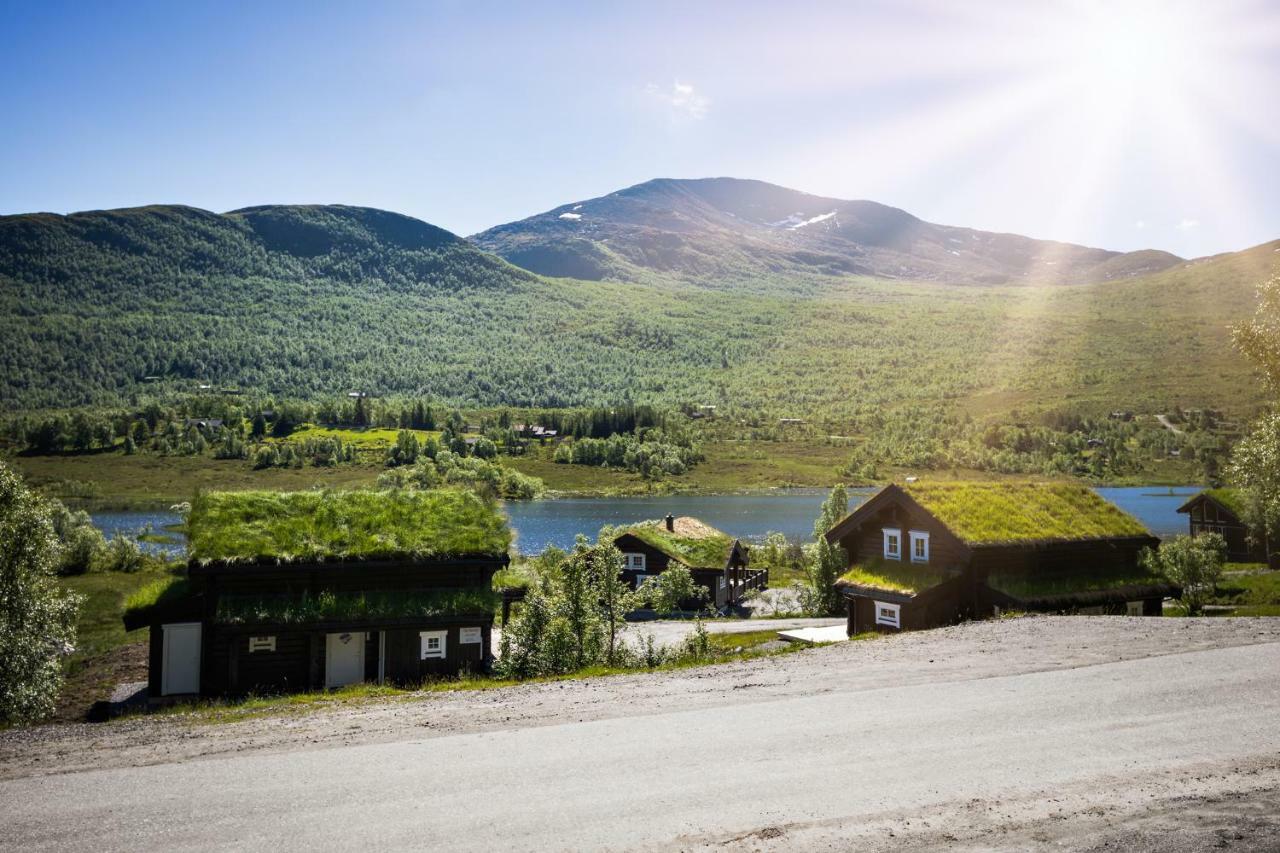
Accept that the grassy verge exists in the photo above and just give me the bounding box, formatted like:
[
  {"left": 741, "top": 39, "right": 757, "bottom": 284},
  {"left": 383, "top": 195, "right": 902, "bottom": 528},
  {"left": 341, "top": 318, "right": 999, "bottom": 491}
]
[{"left": 1208, "top": 568, "right": 1280, "bottom": 615}]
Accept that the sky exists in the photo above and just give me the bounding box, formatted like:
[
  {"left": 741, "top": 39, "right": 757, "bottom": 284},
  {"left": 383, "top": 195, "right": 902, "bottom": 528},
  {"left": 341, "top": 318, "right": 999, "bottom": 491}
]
[{"left": 2, "top": 0, "right": 1278, "bottom": 258}]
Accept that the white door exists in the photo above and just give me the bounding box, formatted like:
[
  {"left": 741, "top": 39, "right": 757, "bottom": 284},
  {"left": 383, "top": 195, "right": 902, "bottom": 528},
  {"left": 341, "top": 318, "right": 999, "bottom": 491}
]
[
  {"left": 161, "top": 622, "right": 201, "bottom": 696},
  {"left": 325, "top": 632, "right": 366, "bottom": 688}
]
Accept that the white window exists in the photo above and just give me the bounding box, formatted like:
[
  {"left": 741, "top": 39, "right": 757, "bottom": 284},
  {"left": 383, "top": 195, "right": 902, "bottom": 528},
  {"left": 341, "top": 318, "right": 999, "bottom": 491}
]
[
  {"left": 247, "top": 636, "right": 276, "bottom": 653},
  {"left": 633, "top": 573, "right": 650, "bottom": 589},
  {"left": 419, "top": 630, "right": 447, "bottom": 660},
  {"left": 882, "top": 528, "right": 902, "bottom": 560},
  {"left": 719, "top": 577, "right": 726, "bottom": 590},
  {"left": 459, "top": 626, "right": 483, "bottom": 644},
  {"left": 874, "top": 601, "right": 901, "bottom": 629},
  {"left": 1126, "top": 600, "right": 1144, "bottom": 617},
  {"left": 623, "top": 552, "right": 646, "bottom": 571},
  {"left": 909, "top": 531, "right": 930, "bottom": 564}
]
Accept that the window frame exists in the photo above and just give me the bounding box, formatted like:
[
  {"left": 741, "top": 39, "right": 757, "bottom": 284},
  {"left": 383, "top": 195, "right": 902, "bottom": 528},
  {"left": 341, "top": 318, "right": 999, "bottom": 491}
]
[
  {"left": 623, "top": 552, "right": 646, "bottom": 571},
  {"left": 247, "top": 635, "right": 276, "bottom": 653},
  {"left": 882, "top": 528, "right": 902, "bottom": 561},
  {"left": 419, "top": 630, "right": 447, "bottom": 660},
  {"left": 909, "top": 530, "right": 930, "bottom": 564},
  {"left": 874, "top": 601, "right": 901, "bottom": 629}
]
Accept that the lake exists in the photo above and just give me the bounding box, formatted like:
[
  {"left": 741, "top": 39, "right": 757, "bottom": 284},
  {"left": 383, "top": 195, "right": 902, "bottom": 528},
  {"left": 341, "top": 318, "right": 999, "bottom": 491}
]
[{"left": 90, "top": 486, "right": 1201, "bottom": 557}]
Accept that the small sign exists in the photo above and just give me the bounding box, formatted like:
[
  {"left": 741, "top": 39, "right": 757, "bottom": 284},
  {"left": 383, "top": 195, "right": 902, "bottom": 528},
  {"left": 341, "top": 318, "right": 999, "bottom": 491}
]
[
  {"left": 459, "top": 627, "right": 483, "bottom": 644},
  {"left": 248, "top": 636, "right": 276, "bottom": 653}
]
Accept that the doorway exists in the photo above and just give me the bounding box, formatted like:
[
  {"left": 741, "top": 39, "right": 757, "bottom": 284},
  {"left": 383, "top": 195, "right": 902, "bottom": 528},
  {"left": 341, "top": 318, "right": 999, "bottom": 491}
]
[{"left": 325, "top": 631, "right": 366, "bottom": 688}]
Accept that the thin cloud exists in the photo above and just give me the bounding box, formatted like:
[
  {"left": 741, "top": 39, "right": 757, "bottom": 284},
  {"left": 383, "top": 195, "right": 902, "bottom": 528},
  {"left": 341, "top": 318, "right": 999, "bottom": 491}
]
[
  {"left": 1135, "top": 219, "right": 1146, "bottom": 229},
  {"left": 646, "top": 80, "right": 709, "bottom": 119},
  {"left": 1176, "top": 217, "right": 1200, "bottom": 231}
]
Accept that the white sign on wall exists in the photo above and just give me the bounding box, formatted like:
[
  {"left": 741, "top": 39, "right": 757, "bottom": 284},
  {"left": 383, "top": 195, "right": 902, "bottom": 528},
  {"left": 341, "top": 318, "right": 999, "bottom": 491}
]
[
  {"left": 248, "top": 636, "right": 276, "bottom": 653},
  {"left": 459, "top": 627, "right": 483, "bottom": 644}
]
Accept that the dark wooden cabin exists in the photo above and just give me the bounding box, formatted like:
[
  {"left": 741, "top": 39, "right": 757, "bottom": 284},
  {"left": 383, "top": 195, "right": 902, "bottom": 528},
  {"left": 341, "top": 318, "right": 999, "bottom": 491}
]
[
  {"left": 824, "top": 482, "right": 1173, "bottom": 635},
  {"left": 1177, "top": 488, "right": 1276, "bottom": 566},
  {"left": 611, "top": 515, "right": 763, "bottom": 611},
  {"left": 123, "top": 488, "right": 509, "bottom": 701}
]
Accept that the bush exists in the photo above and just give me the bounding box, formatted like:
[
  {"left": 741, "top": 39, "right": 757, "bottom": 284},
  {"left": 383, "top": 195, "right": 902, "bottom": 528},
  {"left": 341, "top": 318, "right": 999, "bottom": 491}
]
[
  {"left": 99, "top": 534, "right": 148, "bottom": 573},
  {"left": 48, "top": 499, "right": 105, "bottom": 576},
  {"left": 1141, "top": 533, "right": 1227, "bottom": 615}
]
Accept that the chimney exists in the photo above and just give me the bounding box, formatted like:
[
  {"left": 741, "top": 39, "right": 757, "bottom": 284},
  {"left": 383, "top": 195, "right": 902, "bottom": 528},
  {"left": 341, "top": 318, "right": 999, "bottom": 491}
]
[{"left": 665, "top": 513, "right": 675, "bottom": 532}]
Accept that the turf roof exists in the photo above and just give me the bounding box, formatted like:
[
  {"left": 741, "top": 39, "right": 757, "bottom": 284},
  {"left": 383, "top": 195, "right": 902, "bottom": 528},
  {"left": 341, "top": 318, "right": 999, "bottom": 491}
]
[
  {"left": 900, "top": 482, "right": 1151, "bottom": 546},
  {"left": 614, "top": 517, "right": 735, "bottom": 568},
  {"left": 836, "top": 558, "right": 951, "bottom": 596},
  {"left": 1202, "top": 487, "right": 1247, "bottom": 519},
  {"left": 187, "top": 488, "right": 511, "bottom": 564}
]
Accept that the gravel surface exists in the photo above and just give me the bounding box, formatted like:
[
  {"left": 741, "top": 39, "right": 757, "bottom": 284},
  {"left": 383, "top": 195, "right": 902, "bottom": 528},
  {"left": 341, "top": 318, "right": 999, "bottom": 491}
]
[{"left": 2, "top": 616, "right": 1279, "bottom": 851}]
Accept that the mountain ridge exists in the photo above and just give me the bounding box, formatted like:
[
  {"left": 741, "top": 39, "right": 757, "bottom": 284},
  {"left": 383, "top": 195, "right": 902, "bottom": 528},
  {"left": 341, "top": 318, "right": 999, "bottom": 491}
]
[{"left": 471, "top": 177, "right": 1185, "bottom": 286}]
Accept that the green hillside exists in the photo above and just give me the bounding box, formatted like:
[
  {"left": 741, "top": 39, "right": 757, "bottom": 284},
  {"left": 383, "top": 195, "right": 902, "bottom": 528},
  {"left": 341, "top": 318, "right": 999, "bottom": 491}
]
[{"left": 0, "top": 202, "right": 1272, "bottom": 422}]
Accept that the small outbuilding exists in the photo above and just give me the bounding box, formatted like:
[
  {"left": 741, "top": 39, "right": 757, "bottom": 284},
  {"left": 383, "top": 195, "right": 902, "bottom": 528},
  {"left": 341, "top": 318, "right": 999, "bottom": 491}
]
[
  {"left": 1177, "top": 488, "right": 1276, "bottom": 566},
  {"left": 123, "top": 488, "right": 510, "bottom": 701},
  {"left": 825, "top": 482, "right": 1173, "bottom": 635},
  {"left": 611, "top": 515, "right": 764, "bottom": 611}
]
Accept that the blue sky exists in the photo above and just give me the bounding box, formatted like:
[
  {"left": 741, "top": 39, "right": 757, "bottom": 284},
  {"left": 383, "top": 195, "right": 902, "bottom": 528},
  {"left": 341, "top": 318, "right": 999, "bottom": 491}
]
[{"left": 2, "top": 0, "right": 1278, "bottom": 257}]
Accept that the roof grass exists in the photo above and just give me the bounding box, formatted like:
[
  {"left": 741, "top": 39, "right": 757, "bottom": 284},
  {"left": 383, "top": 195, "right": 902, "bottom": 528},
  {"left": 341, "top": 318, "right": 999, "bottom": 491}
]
[
  {"left": 987, "top": 569, "right": 1167, "bottom": 600},
  {"left": 902, "top": 482, "right": 1151, "bottom": 546},
  {"left": 123, "top": 576, "right": 194, "bottom": 623},
  {"left": 187, "top": 487, "right": 510, "bottom": 564},
  {"left": 614, "top": 517, "right": 734, "bottom": 568},
  {"left": 836, "top": 557, "right": 951, "bottom": 596},
  {"left": 1203, "top": 487, "right": 1248, "bottom": 519},
  {"left": 216, "top": 588, "right": 498, "bottom": 625}
]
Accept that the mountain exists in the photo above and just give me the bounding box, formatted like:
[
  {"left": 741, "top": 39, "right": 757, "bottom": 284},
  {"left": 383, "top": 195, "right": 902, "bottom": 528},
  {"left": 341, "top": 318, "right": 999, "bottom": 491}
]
[
  {"left": 472, "top": 177, "right": 1183, "bottom": 286},
  {"left": 0, "top": 200, "right": 1267, "bottom": 418}
]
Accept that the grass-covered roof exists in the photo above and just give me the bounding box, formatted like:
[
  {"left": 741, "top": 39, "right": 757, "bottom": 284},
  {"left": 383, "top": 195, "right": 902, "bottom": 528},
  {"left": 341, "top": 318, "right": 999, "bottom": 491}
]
[
  {"left": 187, "top": 488, "right": 511, "bottom": 564},
  {"left": 901, "top": 482, "right": 1151, "bottom": 546},
  {"left": 613, "top": 517, "right": 734, "bottom": 568},
  {"left": 1202, "top": 487, "right": 1247, "bottom": 519},
  {"left": 986, "top": 569, "right": 1168, "bottom": 601},
  {"left": 836, "top": 558, "right": 951, "bottom": 596}
]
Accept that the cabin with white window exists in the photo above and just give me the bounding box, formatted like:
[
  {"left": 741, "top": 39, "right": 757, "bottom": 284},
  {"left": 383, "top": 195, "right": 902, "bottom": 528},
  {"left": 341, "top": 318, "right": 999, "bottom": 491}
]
[
  {"left": 122, "top": 488, "right": 509, "bottom": 702},
  {"left": 826, "top": 482, "right": 1173, "bottom": 634},
  {"left": 611, "top": 514, "right": 762, "bottom": 611}
]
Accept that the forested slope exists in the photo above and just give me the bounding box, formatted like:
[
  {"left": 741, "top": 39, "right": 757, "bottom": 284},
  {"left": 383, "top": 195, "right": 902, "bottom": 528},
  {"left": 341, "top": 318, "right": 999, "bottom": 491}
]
[{"left": 0, "top": 203, "right": 1271, "bottom": 420}]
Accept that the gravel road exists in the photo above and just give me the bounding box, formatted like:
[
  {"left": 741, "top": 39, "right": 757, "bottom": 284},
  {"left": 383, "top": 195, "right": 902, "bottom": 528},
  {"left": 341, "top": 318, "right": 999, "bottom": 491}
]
[{"left": 3, "top": 616, "right": 1279, "bottom": 851}]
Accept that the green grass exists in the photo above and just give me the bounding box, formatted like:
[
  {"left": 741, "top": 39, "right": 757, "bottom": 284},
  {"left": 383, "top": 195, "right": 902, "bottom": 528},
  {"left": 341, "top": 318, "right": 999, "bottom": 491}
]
[
  {"left": 60, "top": 568, "right": 176, "bottom": 665},
  {"left": 837, "top": 557, "right": 951, "bottom": 595},
  {"left": 285, "top": 424, "right": 443, "bottom": 447},
  {"left": 187, "top": 487, "right": 511, "bottom": 563},
  {"left": 614, "top": 518, "right": 734, "bottom": 568},
  {"left": 217, "top": 588, "right": 498, "bottom": 625},
  {"left": 1200, "top": 487, "right": 1248, "bottom": 518},
  {"left": 1210, "top": 569, "right": 1280, "bottom": 609},
  {"left": 986, "top": 570, "right": 1165, "bottom": 599},
  {"left": 903, "top": 482, "right": 1152, "bottom": 544}
]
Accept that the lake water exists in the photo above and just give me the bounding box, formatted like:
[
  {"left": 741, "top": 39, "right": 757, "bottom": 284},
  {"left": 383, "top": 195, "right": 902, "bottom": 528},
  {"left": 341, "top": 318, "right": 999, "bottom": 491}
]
[{"left": 91, "top": 486, "right": 1201, "bottom": 558}]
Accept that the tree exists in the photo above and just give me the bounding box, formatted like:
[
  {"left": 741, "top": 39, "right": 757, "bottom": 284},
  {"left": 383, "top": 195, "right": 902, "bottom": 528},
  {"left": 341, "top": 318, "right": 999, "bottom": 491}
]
[
  {"left": 1228, "top": 412, "right": 1280, "bottom": 564},
  {"left": 0, "top": 462, "right": 82, "bottom": 723},
  {"left": 250, "top": 412, "right": 267, "bottom": 439},
  {"left": 806, "top": 484, "right": 849, "bottom": 615},
  {"left": 1229, "top": 271, "right": 1280, "bottom": 563},
  {"left": 1141, "top": 533, "right": 1227, "bottom": 615},
  {"left": 591, "top": 546, "right": 637, "bottom": 665},
  {"left": 1232, "top": 270, "right": 1280, "bottom": 396},
  {"left": 641, "top": 564, "right": 705, "bottom": 614}
]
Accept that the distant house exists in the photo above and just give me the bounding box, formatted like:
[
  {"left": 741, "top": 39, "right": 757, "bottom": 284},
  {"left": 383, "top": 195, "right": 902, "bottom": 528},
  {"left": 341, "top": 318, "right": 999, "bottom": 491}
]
[
  {"left": 183, "top": 418, "right": 224, "bottom": 430},
  {"left": 1178, "top": 488, "right": 1276, "bottom": 566},
  {"left": 825, "top": 483, "right": 1172, "bottom": 634},
  {"left": 610, "top": 515, "right": 763, "bottom": 611},
  {"left": 123, "top": 489, "right": 509, "bottom": 701}
]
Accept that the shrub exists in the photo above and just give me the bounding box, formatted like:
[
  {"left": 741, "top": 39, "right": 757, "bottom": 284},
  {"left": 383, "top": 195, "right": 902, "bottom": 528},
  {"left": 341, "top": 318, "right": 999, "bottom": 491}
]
[{"left": 1141, "top": 533, "right": 1227, "bottom": 615}]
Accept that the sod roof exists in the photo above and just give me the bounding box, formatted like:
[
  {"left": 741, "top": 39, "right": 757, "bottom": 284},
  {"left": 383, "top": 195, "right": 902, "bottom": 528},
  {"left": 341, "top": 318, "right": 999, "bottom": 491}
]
[
  {"left": 613, "top": 517, "right": 735, "bottom": 568},
  {"left": 187, "top": 488, "right": 511, "bottom": 564},
  {"left": 899, "top": 482, "right": 1152, "bottom": 546},
  {"left": 1179, "top": 487, "right": 1247, "bottom": 519},
  {"left": 836, "top": 558, "right": 951, "bottom": 596}
]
